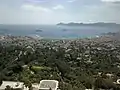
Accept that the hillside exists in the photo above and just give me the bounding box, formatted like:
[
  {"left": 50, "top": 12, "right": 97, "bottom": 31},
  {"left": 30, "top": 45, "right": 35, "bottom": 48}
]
[{"left": 1, "top": 36, "right": 120, "bottom": 89}]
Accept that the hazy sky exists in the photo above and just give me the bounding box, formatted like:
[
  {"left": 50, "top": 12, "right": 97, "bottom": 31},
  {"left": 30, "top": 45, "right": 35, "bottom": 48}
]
[{"left": 0, "top": 0, "right": 120, "bottom": 24}]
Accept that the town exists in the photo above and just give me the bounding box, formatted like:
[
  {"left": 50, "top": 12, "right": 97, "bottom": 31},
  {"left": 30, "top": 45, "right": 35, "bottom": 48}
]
[{"left": 1, "top": 35, "right": 120, "bottom": 90}]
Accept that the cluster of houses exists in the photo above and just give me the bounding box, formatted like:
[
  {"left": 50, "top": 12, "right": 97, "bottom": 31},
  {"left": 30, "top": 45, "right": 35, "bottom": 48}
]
[{"left": 0, "top": 80, "right": 59, "bottom": 90}]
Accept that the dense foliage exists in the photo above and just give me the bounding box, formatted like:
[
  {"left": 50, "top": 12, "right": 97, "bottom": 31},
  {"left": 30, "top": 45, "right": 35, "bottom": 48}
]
[{"left": 1, "top": 38, "right": 120, "bottom": 90}]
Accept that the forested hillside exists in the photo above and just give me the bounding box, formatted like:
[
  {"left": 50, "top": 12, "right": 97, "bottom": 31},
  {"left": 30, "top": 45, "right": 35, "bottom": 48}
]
[{"left": 1, "top": 36, "right": 120, "bottom": 90}]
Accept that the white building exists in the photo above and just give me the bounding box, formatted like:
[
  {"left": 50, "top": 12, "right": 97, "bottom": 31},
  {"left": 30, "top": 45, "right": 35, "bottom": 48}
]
[
  {"left": 32, "top": 83, "right": 39, "bottom": 90},
  {"left": 39, "top": 80, "right": 59, "bottom": 90},
  {"left": 0, "top": 81, "right": 24, "bottom": 90}
]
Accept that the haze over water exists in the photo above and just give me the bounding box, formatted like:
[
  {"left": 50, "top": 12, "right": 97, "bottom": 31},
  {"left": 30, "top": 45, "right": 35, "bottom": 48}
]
[
  {"left": 0, "top": 25, "right": 120, "bottom": 39},
  {"left": 0, "top": 0, "right": 120, "bottom": 39}
]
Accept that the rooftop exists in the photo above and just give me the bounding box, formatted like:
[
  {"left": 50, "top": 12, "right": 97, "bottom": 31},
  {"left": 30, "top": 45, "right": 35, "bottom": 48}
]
[
  {"left": 0, "top": 81, "right": 24, "bottom": 90},
  {"left": 39, "top": 80, "right": 59, "bottom": 90}
]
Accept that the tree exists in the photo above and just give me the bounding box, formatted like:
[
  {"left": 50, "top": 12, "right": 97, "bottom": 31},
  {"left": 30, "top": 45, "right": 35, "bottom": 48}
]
[
  {"left": 94, "top": 77, "right": 104, "bottom": 89},
  {"left": 84, "top": 81, "right": 92, "bottom": 89},
  {"left": 55, "top": 60, "right": 70, "bottom": 77},
  {"left": 0, "top": 74, "right": 3, "bottom": 86},
  {"left": 24, "top": 80, "right": 33, "bottom": 90},
  {"left": 5, "top": 85, "right": 12, "bottom": 90},
  {"left": 94, "top": 77, "right": 116, "bottom": 90},
  {"left": 0, "top": 79, "right": 2, "bottom": 86}
]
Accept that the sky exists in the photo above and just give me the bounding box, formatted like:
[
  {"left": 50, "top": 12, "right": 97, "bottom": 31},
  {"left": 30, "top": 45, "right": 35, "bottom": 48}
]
[{"left": 0, "top": 0, "right": 120, "bottom": 24}]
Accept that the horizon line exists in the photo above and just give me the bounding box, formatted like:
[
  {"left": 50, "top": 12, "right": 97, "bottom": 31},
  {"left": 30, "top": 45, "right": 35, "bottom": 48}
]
[{"left": 0, "top": 22, "right": 120, "bottom": 25}]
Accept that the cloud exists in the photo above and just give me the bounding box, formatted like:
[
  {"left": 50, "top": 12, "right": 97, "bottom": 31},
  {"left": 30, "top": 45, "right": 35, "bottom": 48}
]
[
  {"left": 26, "top": 0, "right": 48, "bottom": 3},
  {"left": 83, "top": 4, "right": 120, "bottom": 23},
  {"left": 53, "top": 5, "right": 64, "bottom": 10},
  {"left": 67, "top": 0, "right": 76, "bottom": 3},
  {"left": 0, "top": 0, "right": 120, "bottom": 24},
  {"left": 21, "top": 4, "right": 51, "bottom": 12},
  {"left": 101, "top": 0, "right": 120, "bottom": 2}
]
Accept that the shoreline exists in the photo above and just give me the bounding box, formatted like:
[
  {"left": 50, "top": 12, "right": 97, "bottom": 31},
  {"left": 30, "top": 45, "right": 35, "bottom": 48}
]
[{"left": 0, "top": 34, "right": 102, "bottom": 40}]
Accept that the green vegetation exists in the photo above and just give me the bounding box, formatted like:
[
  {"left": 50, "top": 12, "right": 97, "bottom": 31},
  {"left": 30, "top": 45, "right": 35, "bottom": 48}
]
[
  {"left": 0, "top": 38, "right": 120, "bottom": 90},
  {"left": 30, "top": 66, "right": 51, "bottom": 72}
]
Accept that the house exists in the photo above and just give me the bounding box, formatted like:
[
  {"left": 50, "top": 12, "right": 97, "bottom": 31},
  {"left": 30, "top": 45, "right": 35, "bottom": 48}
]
[
  {"left": 39, "top": 80, "right": 59, "bottom": 90},
  {"left": 0, "top": 81, "right": 24, "bottom": 90},
  {"left": 106, "top": 73, "right": 114, "bottom": 78}
]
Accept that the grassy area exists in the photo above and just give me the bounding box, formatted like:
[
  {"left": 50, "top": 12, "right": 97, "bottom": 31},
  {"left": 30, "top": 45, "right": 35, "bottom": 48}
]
[{"left": 31, "top": 66, "right": 51, "bottom": 71}]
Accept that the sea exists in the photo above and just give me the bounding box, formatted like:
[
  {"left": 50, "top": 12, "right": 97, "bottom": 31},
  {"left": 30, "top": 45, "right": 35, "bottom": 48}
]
[{"left": 0, "top": 25, "right": 120, "bottom": 39}]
